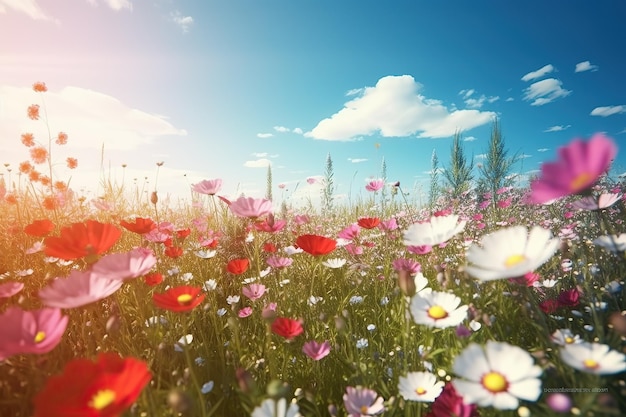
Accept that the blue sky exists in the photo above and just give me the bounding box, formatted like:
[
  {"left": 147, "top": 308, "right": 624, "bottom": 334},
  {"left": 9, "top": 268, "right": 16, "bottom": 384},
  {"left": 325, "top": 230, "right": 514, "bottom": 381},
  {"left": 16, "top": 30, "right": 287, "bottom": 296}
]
[{"left": 1, "top": 1, "right": 625, "bottom": 207}]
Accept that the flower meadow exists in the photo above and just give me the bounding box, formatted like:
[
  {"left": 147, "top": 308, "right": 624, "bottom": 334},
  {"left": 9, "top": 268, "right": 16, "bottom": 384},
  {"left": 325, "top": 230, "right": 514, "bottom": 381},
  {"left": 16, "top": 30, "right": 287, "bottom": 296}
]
[{"left": 1, "top": 83, "right": 625, "bottom": 417}]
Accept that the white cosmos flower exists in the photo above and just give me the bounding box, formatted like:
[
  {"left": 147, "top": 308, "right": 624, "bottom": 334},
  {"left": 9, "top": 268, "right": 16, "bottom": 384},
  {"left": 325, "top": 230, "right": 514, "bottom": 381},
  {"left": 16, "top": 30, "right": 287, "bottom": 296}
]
[
  {"left": 403, "top": 215, "right": 466, "bottom": 247},
  {"left": 465, "top": 226, "right": 560, "bottom": 281},
  {"left": 410, "top": 291, "right": 468, "bottom": 329},
  {"left": 398, "top": 371, "right": 444, "bottom": 402},
  {"left": 560, "top": 342, "right": 626, "bottom": 375},
  {"left": 550, "top": 329, "right": 582, "bottom": 346},
  {"left": 592, "top": 234, "right": 626, "bottom": 253},
  {"left": 452, "top": 341, "right": 542, "bottom": 410},
  {"left": 252, "top": 398, "right": 301, "bottom": 417},
  {"left": 322, "top": 258, "right": 347, "bottom": 268}
]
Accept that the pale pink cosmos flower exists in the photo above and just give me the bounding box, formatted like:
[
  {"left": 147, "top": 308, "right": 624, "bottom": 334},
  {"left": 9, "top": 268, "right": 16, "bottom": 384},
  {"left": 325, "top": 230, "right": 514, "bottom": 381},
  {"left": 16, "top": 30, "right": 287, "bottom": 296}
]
[
  {"left": 365, "top": 179, "right": 384, "bottom": 192},
  {"left": 378, "top": 217, "right": 398, "bottom": 231},
  {"left": 267, "top": 256, "right": 293, "bottom": 269},
  {"left": 293, "top": 214, "right": 310, "bottom": 225},
  {"left": 571, "top": 193, "right": 622, "bottom": 211},
  {"left": 0, "top": 307, "right": 68, "bottom": 361},
  {"left": 392, "top": 258, "right": 421, "bottom": 275},
  {"left": 343, "top": 386, "right": 385, "bottom": 416},
  {"left": 306, "top": 177, "right": 317, "bottom": 184},
  {"left": 529, "top": 133, "right": 618, "bottom": 204},
  {"left": 242, "top": 283, "right": 266, "bottom": 301},
  {"left": 0, "top": 281, "right": 24, "bottom": 299},
  {"left": 407, "top": 245, "right": 433, "bottom": 255},
  {"left": 192, "top": 179, "right": 223, "bottom": 195},
  {"left": 229, "top": 196, "right": 273, "bottom": 218},
  {"left": 302, "top": 340, "right": 331, "bottom": 361},
  {"left": 238, "top": 307, "right": 253, "bottom": 318},
  {"left": 39, "top": 269, "right": 124, "bottom": 309},
  {"left": 338, "top": 224, "right": 360, "bottom": 240},
  {"left": 91, "top": 248, "right": 157, "bottom": 280}
]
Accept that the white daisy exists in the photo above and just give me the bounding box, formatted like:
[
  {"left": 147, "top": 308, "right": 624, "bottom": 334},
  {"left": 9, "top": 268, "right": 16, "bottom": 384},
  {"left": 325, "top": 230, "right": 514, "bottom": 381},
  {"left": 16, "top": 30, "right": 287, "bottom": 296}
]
[
  {"left": 410, "top": 291, "right": 468, "bottom": 329},
  {"left": 398, "top": 371, "right": 444, "bottom": 402},
  {"left": 403, "top": 215, "right": 467, "bottom": 247},
  {"left": 252, "top": 398, "right": 302, "bottom": 417},
  {"left": 323, "top": 258, "right": 347, "bottom": 268},
  {"left": 560, "top": 342, "right": 626, "bottom": 375},
  {"left": 452, "top": 341, "right": 542, "bottom": 410},
  {"left": 550, "top": 329, "right": 582, "bottom": 346},
  {"left": 465, "top": 226, "right": 560, "bottom": 281}
]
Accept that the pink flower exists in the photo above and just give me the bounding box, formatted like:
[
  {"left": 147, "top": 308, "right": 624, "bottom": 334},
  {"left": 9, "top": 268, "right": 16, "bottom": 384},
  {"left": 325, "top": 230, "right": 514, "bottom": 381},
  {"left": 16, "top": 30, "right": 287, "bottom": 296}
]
[
  {"left": 242, "top": 283, "right": 266, "bottom": 301},
  {"left": 91, "top": 248, "right": 157, "bottom": 281},
  {"left": 0, "top": 281, "right": 24, "bottom": 299},
  {"left": 306, "top": 177, "right": 317, "bottom": 184},
  {"left": 0, "top": 307, "right": 68, "bottom": 361},
  {"left": 229, "top": 196, "right": 273, "bottom": 218},
  {"left": 255, "top": 217, "right": 287, "bottom": 233},
  {"left": 262, "top": 302, "right": 277, "bottom": 319},
  {"left": 392, "top": 258, "right": 421, "bottom": 275},
  {"left": 497, "top": 198, "right": 512, "bottom": 208},
  {"left": 39, "top": 270, "right": 124, "bottom": 309},
  {"left": 266, "top": 256, "right": 293, "bottom": 269},
  {"left": 529, "top": 133, "right": 617, "bottom": 204},
  {"left": 378, "top": 217, "right": 398, "bottom": 231},
  {"left": 338, "top": 223, "right": 360, "bottom": 240},
  {"left": 302, "top": 340, "right": 331, "bottom": 361},
  {"left": 365, "top": 179, "right": 384, "bottom": 192},
  {"left": 343, "top": 386, "right": 385, "bottom": 417},
  {"left": 426, "top": 383, "right": 478, "bottom": 417},
  {"left": 238, "top": 307, "right": 253, "bottom": 318},
  {"left": 572, "top": 193, "right": 621, "bottom": 211},
  {"left": 406, "top": 245, "right": 432, "bottom": 255},
  {"left": 293, "top": 214, "right": 310, "bottom": 225},
  {"left": 192, "top": 179, "right": 222, "bottom": 195}
]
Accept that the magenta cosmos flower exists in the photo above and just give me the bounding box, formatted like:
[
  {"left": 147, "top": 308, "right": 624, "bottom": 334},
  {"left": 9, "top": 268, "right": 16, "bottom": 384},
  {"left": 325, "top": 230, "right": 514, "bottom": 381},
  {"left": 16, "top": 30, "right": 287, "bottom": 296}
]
[
  {"left": 0, "top": 306, "right": 68, "bottom": 361},
  {"left": 229, "top": 196, "right": 273, "bottom": 218},
  {"left": 192, "top": 178, "right": 223, "bottom": 195},
  {"left": 0, "top": 281, "right": 25, "bottom": 299},
  {"left": 91, "top": 248, "right": 157, "bottom": 281},
  {"left": 39, "top": 269, "right": 124, "bottom": 309},
  {"left": 529, "top": 133, "right": 617, "bottom": 204}
]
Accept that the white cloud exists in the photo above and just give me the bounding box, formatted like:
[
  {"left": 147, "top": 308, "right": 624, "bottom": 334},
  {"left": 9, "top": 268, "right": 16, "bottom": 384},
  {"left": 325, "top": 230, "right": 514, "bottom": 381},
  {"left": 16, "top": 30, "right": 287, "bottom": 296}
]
[
  {"left": 86, "top": 0, "right": 132, "bottom": 11},
  {"left": 543, "top": 125, "right": 571, "bottom": 132},
  {"left": 459, "top": 89, "right": 475, "bottom": 99},
  {"left": 505, "top": 97, "right": 514, "bottom": 102},
  {"left": 347, "top": 158, "right": 368, "bottom": 163},
  {"left": 537, "top": 148, "right": 549, "bottom": 152},
  {"left": 575, "top": 61, "right": 598, "bottom": 73},
  {"left": 252, "top": 152, "right": 268, "bottom": 157},
  {"left": 523, "top": 78, "right": 571, "bottom": 106},
  {"left": 464, "top": 94, "right": 499, "bottom": 109},
  {"left": 243, "top": 158, "right": 272, "bottom": 168},
  {"left": 519, "top": 154, "right": 532, "bottom": 159},
  {"left": 590, "top": 105, "right": 626, "bottom": 117},
  {"left": 171, "top": 11, "right": 193, "bottom": 33},
  {"left": 346, "top": 88, "right": 362, "bottom": 96},
  {"left": 475, "top": 154, "right": 487, "bottom": 159},
  {"left": 463, "top": 136, "right": 477, "bottom": 142},
  {"left": 305, "top": 75, "right": 496, "bottom": 140},
  {"left": 521, "top": 64, "right": 554, "bottom": 82},
  {"left": 257, "top": 133, "right": 273, "bottom": 138},
  {"left": 273, "top": 126, "right": 290, "bottom": 133},
  {"left": 292, "top": 127, "right": 303, "bottom": 134},
  {"left": 0, "top": 0, "right": 58, "bottom": 22}
]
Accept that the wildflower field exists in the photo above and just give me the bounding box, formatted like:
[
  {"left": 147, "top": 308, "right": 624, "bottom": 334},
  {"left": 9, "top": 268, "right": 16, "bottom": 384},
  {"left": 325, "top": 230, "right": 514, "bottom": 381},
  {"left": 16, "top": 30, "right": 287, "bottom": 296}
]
[{"left": 1, "top": 83, "right": 626, "bottom": 417}]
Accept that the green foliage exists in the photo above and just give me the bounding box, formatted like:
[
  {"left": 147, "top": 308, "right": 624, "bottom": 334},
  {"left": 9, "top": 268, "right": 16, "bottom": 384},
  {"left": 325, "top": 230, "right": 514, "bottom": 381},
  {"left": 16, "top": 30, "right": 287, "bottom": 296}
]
[
  {"left": 265, "top": 164, "right": 273, "bottom": 201},
  {"left": 322, "top": 153, "right": 335, "bottom": 214},
  {"left": 443, "top": 131, "right": 474, "bottom": 198},
  {"left": 428, "top": 149, "right": 440, "bottom": 208},
  {"left": 478, "top": 118, "right": 520, "bottom": 199}
]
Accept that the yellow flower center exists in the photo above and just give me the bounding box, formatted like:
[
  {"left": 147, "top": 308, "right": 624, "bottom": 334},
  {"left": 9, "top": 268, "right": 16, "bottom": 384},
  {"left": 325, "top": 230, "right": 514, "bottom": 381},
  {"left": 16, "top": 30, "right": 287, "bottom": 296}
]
[
  {"left": 177, "top": 294, "right": 193, "bottom": 305},
  {"left": 583, "top": 359, "right": 599, "bottom": 370},
  {"left": 570, "top": 172, "right": 593, "bottom": 191},
  {"left": 504, "top": 254, "right": 526, "bottom": 268},
  {"left": 427, "top": 305, "right": 448, "bottom": 320},
  {"left": 89, "top": 389, "right": 116, "bottom": 410},
  {"left": 415, "top": 387, "right": 426, "bottom": 395},
  {"left": 360, "top": 405, "right": 369, "bottom": 413},
  {"left": 564, "top": 336, "right": 574, "bottom": 344},
  {"left": 34, "top": 331, "right": 46, "bottom": 343},
  {"left": 481, "top": 372, "right": 508, "bottom": 393}
]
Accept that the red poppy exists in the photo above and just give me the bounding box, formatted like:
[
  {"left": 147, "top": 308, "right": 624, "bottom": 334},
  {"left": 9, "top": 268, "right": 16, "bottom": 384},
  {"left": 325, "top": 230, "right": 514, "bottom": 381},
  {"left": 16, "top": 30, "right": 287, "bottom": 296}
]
[
  {"left": 295, "top": 234, "right": 336, "bottom": 256},
  {"left": 271, "top": 317, "right": 304, "bottom": 340},
  {"left": 44, "top": 220, "right": 121, "bottom": 260},
  {"left": 357, "top": 217, "right": 381, "bottom": 229},
  {"left": 263, "top": 242, "right": 277, "bottom": 253},
  {"left": 120, "top": 217, "right": 156, "bottom": 235},
  {"left": 152, "top": 285, "right": 205, "bottom": 312},
  {"left": 227, "top": 258, "right": 249, "bottom": 274},
  {"left": 144, "top": 273, "right": 163, "bottom": 286},
  {"left": 164, "top": 246, "right": 183, "bottom": 258},
  {"left": 24, "top": 219, "right": 55, "bottom": 237},
  {"left": 33, "top": 352, "right": 151, "bottom": 417},
  {"left": 175, "top": 228, "right": 191, "bottom": 239}
]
